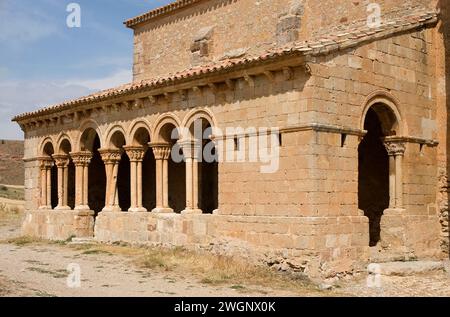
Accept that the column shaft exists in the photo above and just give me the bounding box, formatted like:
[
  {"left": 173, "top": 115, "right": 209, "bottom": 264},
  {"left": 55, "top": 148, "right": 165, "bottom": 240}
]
[
  {"left": 150, "top": 143, "right": 173, "bottom": 213},
  {"left": 137, "top": 160, "right": 143, "bottom": 210},
  {"left": 395, "top": 154, "right": 403, "bottom": 208},
  {"left": 63, "top": 165, "right": 69, "bottom": 207},
  {"left": 130, "top": 161, "right": 137, "bottom": 209},
  {"left": 46, "top": 167, "right": 51, "bottom": 208},
  {"left": 180, "top": 140, "right": 202, "bottom": 214},
  {"left": 99, "top": 149, "right": 122, "bottom": 212},
  {"left": 389, "top": 155, "right": 396, "bottom": 209},
  {"left": 40, "top": 167, "right": 47, "bottom": 209},
  {"left": 71, "top": 152, "right": 92, "bottom": 210},
  {"left": 155, "top": 159, "right": 163, "bottom": 209},
  {"left": 163, "top": 158, "right": 169, "bottom": 208}
]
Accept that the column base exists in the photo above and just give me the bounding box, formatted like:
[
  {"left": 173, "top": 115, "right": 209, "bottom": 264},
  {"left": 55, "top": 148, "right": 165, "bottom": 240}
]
[
  {"left": 152, "top": 207, "right": 174, "bottom": 214},
  {"left": 55, "top": 206, "right": 71, "bottom": 211},
  {"left": 383, "top": 208, "right": 406, "bottom": 216},
  {"left": 39, "top": 206, "right": 52, "bottom": 210},
  {"left": 75, "top": 205, "right": 90, "bottom": 211},
  {"left": 102, "top": 206, "right": 122, "bottom": 212},
  {"left": 128, "top": 207, "right": 148, "bottom": 213},
  {"left": 181, "top": 208, "right": 203, "bottom": 215}
]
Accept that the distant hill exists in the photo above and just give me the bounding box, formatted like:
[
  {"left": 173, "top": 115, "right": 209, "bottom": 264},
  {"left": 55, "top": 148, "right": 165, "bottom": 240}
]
[{"left": 0, "top": 140, "right": 24, "bottom": 185}]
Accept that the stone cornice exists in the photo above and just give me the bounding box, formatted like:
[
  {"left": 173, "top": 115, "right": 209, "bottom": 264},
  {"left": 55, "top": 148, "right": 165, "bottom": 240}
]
[{"left": 124, "top": 0, "right": 205, "bottom": 28}]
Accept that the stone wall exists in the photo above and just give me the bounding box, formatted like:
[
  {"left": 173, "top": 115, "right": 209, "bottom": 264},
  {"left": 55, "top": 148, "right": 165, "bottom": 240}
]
[
  {"left": 436, "top": 0, "right": 450, "bottom": 256},
  {"left": 22, "top": 210, "right": 95, "bottom": 241},
  {"left": 94, "top": 212, "right": 369, "bottom": 278},
  {"left": 131, "top": 0, "right": 435, "bottom": 81}
]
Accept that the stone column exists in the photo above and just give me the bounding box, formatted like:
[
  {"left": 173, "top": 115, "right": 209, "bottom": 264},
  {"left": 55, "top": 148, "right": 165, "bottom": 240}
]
[
  {"left": 38, "top": 157, "right": 54, "bottom": 210},
  {"left": 52, "top": 155, "right": 71, "bottom": 210},
  {"left": 150, "top": 143, "right": 173, "bottom": 213},
  {"left": 179, "top": 139, "right": 202, "bottom": 214},
  {"left": 70, "top": 151, "right": 92, "bottom": 211},
  {"left": 384, "top": 140, "right": 406, "bottom": 209},
  {"left": 124, "top": 146, "right": 147, "bottom": 212},
  {"left": 394, "top": 147, "right": 405, "bottom": 208},
  {"left": 99, "top": 149, "right": 122, "bottom": 212}
]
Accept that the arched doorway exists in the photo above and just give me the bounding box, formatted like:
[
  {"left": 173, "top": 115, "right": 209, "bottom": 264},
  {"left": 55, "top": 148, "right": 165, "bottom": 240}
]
[
  {"left": 359, "top": 102, "right": 400, "bottom": 246},
  {"left": 80, "top": 129, "right": 106, "bottom": 215}
]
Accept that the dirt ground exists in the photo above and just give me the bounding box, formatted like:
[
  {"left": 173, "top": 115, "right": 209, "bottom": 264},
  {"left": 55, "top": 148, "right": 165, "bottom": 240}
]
[{"left": 0, "top": 211, "right": 449, "bottom": 297}]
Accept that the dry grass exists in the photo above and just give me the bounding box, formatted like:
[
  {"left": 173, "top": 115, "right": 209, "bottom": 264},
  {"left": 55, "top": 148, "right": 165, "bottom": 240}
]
[{"left": 75, "top": 243, "right": 321, "bottom": 294}]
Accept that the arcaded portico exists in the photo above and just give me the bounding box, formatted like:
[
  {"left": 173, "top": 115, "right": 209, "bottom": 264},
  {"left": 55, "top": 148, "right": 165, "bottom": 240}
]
[{"left": 13, "top": 0, "right": 449, "bottom": 278}]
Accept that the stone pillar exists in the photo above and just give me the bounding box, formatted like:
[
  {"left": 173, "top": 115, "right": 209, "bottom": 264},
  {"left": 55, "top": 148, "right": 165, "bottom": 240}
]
[
  {"left": 150, "top": 143, "right": 173, "bottom": 213},
  {"left": 179, "top": 139, "right": 202, "bottom": 214},
  {"left": 99, "top": 149, "right": 122, "bottom": 212},
  {"left": 70, "top": 152, "right": 92, "bottom": 211},
  {"left": 381, "top": 140, "right": 407, "bottom": 251},
  {"left": 384, "top": 140, "right": 406, "bottom": 209},
  {"left": 124, "top": 146, "right": 147, "bottom": 212},
  {"left": 52, "top": 155, "right": 71, "bottom": 210},
  {"left": 38, "top": 157, "right": 54, "bottom": 210}
]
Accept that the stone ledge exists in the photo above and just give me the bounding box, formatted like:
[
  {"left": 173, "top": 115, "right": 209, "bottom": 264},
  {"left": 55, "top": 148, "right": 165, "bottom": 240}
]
[{"left": 368, "top": 261, "right": 445, "bottom": 276}]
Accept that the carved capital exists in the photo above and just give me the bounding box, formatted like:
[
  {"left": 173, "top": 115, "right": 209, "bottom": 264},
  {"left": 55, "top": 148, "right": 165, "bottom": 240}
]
[
  {"left": 149, "top": 143, "right": 171, "bottom": 160},
  {"left": 70, "top": 151, "right": 93, "bottom": 167},
  {"left": 99, "top": 149, "right": 122, "bottom": 164},
  {"left": 52, "top": 154, "right": 70, "bottom": 168},
  {"left": 178, "top": 139, "right": 202, "bottom": 160},
  {"left": 38, "top": 157, "right": 54, "bottom": 170},
  {"left": 384, "top": 141, "right": 406, "bottom": 156},
  {"left": 124, "top": 146, "right": 146, "bottom": 162}
]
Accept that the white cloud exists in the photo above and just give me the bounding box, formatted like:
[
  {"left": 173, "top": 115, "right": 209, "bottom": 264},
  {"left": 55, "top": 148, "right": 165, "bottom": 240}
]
[
  {"left": 65, "top": 69, "right": 132, "bottom": 91},
  {"left": 0, "top": 69, "right": 132, "bottom": 140}
]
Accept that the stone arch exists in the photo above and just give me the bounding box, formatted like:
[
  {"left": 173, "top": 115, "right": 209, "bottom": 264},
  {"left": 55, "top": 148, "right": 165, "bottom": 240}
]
[
  {"left": 76, "top": 119, "right": 102, "bottom": 152},
  {"left": 104, "top": 125, "right": 127, "bottom": 149},
  {"left": 127, "top": 119, "right": 152, "bottom": 146},
  {"left": 56, "top": 134, "right": 73, "bottom": 155},
  {"left": 152, "top": 113, "right": 182, "bottom": 143},
  {"left": 38, "top": 137, "right": 57, "bottom": 209},
  {"left": 181, "top": 108, "right": 218, "bottom": 140},
  {"left": 40, "top": 137, "right": 55, "bottom": 157},
  {"left": 55, "top": 134, "right": 76, "bottom": 209},
  {"left": 361, "top": 91, "right": 405, "bottom": 136}
]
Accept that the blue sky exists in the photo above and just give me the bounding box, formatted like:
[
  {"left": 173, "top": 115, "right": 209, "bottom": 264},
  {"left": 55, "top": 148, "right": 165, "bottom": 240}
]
[{"left": 0, "top": 0, "right": 173, "bottom": 140}]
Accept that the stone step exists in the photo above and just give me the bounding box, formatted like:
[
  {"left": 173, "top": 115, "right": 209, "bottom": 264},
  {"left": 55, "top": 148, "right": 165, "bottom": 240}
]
[
  {"left": 368, "top": 261, "right": 445, "bottom": 276},
  {"left": 369, "top": 246, "right": 417, "bottom": 263},
  {"left": 69, "top": 237, "right": 97, "bottom": 245}
]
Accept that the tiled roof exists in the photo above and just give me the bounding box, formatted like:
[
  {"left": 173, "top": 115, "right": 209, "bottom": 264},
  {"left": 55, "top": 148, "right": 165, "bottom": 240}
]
[
  {"left": 124, "top": 0, "right": 204, "bottom": 28},
  {"left": 13, "top": 10, "right": 438, "bottom": 122}
]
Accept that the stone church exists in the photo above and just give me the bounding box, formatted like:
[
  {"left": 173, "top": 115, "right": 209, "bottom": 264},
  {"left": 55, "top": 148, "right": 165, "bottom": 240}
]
[{"left": 12, "top": 0, "right": 449, "bottom": 278}]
